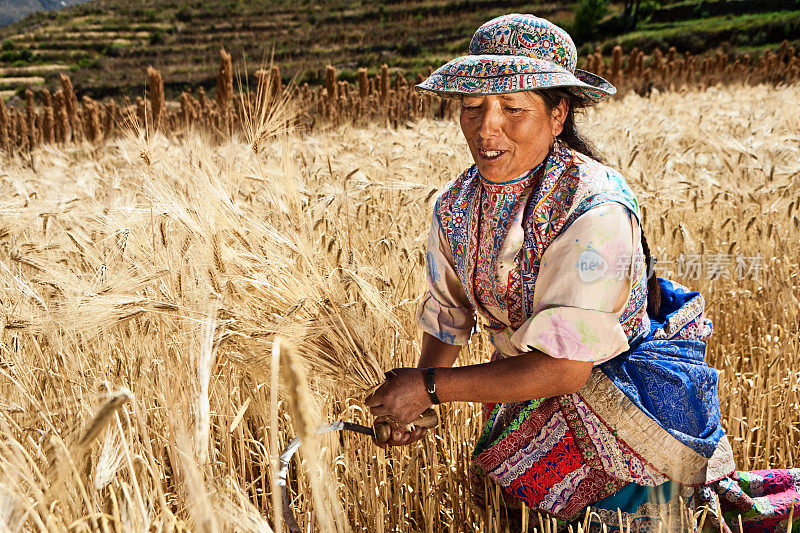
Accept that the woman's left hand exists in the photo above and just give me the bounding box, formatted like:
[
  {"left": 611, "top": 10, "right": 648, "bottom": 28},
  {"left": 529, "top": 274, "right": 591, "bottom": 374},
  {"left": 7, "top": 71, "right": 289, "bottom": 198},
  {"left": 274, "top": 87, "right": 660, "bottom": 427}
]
[{"left": 364, "top": 367, "right": 432, "bottom": 429}]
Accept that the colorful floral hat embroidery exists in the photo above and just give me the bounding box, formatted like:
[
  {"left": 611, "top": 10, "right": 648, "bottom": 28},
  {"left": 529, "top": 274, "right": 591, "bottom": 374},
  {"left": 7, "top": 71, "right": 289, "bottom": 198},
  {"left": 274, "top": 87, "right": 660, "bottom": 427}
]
[{"left": 416, "top": 14, "right": 616, "bottom": 104}]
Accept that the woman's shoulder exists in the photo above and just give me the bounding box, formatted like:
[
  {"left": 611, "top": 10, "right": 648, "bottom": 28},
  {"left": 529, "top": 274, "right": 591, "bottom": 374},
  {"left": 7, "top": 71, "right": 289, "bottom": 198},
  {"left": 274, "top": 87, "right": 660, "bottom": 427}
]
[
  {"left": 569, "top": 151, "right": 627, "bottom": 189},
  {"left": 564, "top": 150, "right": 640, "bottom": 219}
]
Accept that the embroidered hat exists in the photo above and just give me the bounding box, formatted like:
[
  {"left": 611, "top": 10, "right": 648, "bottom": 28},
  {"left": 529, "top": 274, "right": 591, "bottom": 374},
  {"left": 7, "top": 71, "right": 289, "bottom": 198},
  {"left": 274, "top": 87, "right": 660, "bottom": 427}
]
[{"left": 415, "top": 14, "right": 615, "bottom": 103}]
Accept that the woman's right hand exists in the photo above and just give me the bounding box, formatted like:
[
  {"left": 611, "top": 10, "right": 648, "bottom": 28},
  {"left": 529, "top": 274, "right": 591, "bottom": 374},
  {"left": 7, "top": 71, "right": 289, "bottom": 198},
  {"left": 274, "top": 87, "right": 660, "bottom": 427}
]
[{"left": 374, "top": 425, "right": 430, "bottom": 448}]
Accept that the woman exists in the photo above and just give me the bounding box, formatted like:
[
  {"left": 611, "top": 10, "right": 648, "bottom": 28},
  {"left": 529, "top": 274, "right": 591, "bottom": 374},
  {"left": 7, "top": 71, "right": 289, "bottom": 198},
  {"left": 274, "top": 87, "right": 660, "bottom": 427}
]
[{"left": 365, "top": 14, "right": 799, "bottom": 531}]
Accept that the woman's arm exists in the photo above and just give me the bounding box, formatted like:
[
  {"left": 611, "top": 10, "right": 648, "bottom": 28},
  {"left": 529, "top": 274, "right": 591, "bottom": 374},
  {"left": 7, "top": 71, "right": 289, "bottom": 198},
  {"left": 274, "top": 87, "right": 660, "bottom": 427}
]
[
  {"left": 417, "top": 331, "right": 462, "bottom": 368},
  {"left": 365, "top": 337, "right": 592, "bottom": 446},
  {"left": 366, "top": 349, "right": 591, "bottom": 426},
  {"left": 436, "top": 351, "right": 592, "bottom": 403}
]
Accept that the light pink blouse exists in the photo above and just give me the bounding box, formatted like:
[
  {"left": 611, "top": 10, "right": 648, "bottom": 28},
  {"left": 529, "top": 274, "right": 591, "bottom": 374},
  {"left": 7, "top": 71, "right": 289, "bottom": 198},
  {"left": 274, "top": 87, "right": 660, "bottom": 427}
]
[{"left": 416, "top": 183, "right": 643, "bottom": 364}]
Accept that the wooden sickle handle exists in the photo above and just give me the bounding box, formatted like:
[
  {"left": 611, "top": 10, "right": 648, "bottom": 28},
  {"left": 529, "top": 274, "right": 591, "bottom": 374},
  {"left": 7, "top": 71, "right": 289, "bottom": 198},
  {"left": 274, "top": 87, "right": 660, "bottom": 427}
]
[{"left": 374, "top": 408, "right": 439, "bottom": 444}]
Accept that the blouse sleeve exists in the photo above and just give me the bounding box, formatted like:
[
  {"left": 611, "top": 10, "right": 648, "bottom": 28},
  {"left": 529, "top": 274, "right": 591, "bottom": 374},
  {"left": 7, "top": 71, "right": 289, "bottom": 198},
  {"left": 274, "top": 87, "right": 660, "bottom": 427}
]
[
  {"left": 416, "top": 211, "right": 476, "bottom": 345},
  {"left": 510, "top": 203, "right": 640, "bottom": 364}
]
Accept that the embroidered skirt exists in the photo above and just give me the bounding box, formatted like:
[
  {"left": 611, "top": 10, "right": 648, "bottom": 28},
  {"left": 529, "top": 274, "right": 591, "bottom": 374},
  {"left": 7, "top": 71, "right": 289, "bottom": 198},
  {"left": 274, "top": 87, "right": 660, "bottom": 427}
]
[{"left": 470, "top": 278, "right": 800, "bottom": 531}]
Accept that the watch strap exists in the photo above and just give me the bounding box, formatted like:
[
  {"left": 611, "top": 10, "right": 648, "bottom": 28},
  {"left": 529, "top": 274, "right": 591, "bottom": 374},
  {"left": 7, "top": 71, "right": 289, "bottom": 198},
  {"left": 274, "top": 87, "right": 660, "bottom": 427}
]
[{"left": 425, "top": 367, "right": 440, "bottom": 405}]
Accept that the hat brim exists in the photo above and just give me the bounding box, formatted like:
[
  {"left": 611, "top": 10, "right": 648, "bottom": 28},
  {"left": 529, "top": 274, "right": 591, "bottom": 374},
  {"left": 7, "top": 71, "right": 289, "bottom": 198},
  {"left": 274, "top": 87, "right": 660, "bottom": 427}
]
[{"left": 415, "top": 55, "right": 616, "bottom": 104}]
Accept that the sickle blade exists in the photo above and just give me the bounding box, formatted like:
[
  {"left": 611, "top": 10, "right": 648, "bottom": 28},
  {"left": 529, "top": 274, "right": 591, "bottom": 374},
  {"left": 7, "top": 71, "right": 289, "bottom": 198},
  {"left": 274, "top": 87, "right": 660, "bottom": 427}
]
[{"left": 278, "top": 421, "right": 375, "bottom": 532}]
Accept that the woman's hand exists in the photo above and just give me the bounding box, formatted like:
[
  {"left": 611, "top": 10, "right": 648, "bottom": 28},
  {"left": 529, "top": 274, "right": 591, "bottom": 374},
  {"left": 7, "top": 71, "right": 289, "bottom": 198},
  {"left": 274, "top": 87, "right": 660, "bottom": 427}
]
[
  {"left": 365, "top": 367, "right": 432, "bottom": 446},
  {"left": 375, "top": 426, "right": 430, "bottom": 448}
]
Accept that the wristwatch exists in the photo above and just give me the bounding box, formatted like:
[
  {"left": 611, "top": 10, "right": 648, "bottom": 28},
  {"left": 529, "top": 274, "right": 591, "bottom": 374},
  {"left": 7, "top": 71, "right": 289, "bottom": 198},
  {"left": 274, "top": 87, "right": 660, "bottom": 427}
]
[{"left": 425, "top": 367, "right": 440, "bottom": 405}]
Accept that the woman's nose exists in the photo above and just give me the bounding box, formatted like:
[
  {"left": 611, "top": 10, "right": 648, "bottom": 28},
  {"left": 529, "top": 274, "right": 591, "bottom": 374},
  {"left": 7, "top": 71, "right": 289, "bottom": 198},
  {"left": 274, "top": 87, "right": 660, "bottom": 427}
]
[{"left": 478, "top": 107, "right": 503, "bottom": 138}]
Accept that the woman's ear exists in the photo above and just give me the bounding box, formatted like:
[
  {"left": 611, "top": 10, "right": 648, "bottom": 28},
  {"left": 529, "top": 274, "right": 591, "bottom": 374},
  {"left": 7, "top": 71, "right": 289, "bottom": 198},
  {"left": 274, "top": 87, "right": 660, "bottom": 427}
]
[{"left": 552, "top": 98, "right": 569, "bottom": 137}]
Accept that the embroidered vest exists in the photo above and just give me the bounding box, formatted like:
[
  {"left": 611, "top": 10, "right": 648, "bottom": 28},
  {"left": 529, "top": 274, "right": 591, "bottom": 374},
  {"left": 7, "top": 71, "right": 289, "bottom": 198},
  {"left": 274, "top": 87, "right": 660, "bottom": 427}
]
[{"left": 434, "top": 141, "right": 649, "bottom": 350}]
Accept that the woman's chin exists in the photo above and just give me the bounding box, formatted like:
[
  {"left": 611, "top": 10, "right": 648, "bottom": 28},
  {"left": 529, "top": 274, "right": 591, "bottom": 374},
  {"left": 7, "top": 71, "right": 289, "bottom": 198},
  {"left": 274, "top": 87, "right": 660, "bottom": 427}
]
[{"left": 476, "top": 162, "right": 511, "bottom": 182}]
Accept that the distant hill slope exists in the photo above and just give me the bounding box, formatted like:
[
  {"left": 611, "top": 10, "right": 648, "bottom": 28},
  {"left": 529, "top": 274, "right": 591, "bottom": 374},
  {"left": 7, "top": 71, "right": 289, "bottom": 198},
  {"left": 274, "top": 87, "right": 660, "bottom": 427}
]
[
  {"left": 0, "top": 0, "right": 798, "bottom": 100},
  {"left": 0, "top": 0, "right": 90, "bottom": 27}
]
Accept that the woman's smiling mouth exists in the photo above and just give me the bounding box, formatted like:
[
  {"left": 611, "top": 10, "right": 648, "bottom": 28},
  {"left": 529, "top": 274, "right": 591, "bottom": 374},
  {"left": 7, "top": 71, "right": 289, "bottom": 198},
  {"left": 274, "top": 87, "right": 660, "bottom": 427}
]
[{"left": 478, "top": 148, "right": 507, "bottom": 161}]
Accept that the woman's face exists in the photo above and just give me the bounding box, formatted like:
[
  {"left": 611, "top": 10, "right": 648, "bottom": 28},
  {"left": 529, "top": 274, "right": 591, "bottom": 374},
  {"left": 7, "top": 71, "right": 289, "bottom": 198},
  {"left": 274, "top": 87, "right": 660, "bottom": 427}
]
[{"left": 459, "top": 92, "right": 567, "bottom": 182}]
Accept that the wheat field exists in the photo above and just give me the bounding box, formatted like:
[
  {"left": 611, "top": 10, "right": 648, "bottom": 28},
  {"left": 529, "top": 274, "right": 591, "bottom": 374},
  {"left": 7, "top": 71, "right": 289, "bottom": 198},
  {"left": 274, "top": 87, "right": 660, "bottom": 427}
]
[{"left": 0, "top": 82, "right": 798, "bottom": 531}]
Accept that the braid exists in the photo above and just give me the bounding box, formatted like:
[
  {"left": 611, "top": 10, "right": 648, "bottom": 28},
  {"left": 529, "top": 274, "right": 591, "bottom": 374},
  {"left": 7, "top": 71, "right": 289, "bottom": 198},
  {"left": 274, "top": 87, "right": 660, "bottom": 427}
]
[{"left": 640, "top": 228, "right": 661, "bottom": 316}]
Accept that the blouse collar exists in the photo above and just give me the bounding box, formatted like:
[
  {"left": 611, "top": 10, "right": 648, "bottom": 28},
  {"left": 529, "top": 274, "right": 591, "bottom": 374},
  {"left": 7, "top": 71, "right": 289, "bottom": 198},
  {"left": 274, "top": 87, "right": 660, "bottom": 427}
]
[{"left": 478, "top": 159, "right": 547, "bottom": 194}]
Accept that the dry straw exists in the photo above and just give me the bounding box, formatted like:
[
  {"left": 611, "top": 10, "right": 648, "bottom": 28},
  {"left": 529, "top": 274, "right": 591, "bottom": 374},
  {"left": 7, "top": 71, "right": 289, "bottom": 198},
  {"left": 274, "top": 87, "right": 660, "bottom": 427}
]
[
  {"left": 59, "top": 72, "right": 80, "bottom": 141},
  {"left": 81, "top": 95, "right": 101, "bottom": 143},
  {"left": 0, "top": 61, "right": 796, "bottom": 531},
  {"left": 147, "top": 66, "right": 166, "bottom": 131},
  {"left": 0, "top": 95, "right": 9, "bottom": 150},
  {"left": 53, "top": 88, "right": 68, "bottom": 143},
  {"left": 24, "top": 90, "right": 36, "bottom": 149},
  {"left": 276, "top": 337, "right": 346, "bottom": 532},
  {"left": 1, "top": 44, "right": 799, "bottom": 155},
  {"left": 41, "top": 89, "right": 54, "bottom": 144},
  {"left": 217, "top": 48, "right": 234, "bottom": 110}
]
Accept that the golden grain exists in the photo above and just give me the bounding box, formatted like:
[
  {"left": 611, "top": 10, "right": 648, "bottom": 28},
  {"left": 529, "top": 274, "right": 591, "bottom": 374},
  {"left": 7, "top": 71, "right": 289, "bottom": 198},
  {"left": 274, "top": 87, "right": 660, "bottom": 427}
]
[{"left": 0, "top": 82, "right": 796, "bottom": 531}]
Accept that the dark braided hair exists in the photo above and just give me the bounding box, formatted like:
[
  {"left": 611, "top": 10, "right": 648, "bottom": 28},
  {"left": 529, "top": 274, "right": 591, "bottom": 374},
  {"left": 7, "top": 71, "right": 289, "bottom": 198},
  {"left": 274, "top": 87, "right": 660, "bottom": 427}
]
[
  {"left": 639, "top": 229, "right": 661, "bottom": 315},
  {"left": 534, "top": 87, "right": 662, "bottom": 316}
]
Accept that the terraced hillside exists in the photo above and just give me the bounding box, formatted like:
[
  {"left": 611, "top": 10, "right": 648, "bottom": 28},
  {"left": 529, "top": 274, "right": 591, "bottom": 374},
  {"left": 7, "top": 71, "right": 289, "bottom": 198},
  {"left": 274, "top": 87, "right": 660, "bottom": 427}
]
[
  {"left": 0, "top": 0, "right": 89, "bottom": 27},
  {"left": 0, "top": 0, "right": 798, "bottom": 99},
  {"left": 0, "top": 0, "right": 567, "bottom": 99}
]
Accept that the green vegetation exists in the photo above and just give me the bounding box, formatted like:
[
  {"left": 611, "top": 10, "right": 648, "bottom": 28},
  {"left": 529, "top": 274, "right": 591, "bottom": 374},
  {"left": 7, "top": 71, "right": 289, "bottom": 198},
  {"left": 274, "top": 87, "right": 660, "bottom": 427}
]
[
  {"left": 0, "top": 46, "right": 34, "bottom": 64},
  {"left": 606, "top": 10, "right": 800, "bottom": 53},
  {"left": 174, "top": 7, "right": 192, "bottom": 22},
  {"left": 575, "top": 0, "right": 610, "bottom": 40},
  {"left": 149, "top": 30, "right": 165, "bottom": 45},
  {"left": 0, "top": 0, "right": 797, "bottom": 99}
]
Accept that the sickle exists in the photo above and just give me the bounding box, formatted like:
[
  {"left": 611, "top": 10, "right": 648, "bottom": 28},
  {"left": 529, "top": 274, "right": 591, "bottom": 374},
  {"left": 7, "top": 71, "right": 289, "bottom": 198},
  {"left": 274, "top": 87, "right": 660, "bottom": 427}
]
[{"left": 278, "top": 409, "right": 438, "bottom": 532}]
